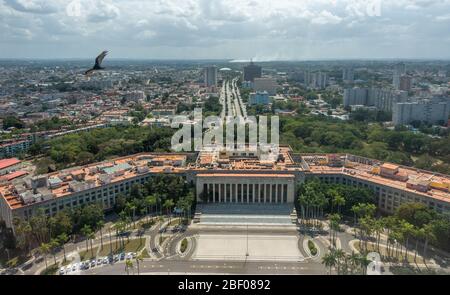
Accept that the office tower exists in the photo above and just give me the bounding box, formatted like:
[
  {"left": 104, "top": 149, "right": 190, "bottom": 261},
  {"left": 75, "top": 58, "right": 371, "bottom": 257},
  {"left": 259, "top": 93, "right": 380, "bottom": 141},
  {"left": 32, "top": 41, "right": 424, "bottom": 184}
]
[
  {"left": 243, "top": 61, "right": 262, "bottom": 82},
  {"left": 204, "top": 66, "right": 218, "bottom": 87}
]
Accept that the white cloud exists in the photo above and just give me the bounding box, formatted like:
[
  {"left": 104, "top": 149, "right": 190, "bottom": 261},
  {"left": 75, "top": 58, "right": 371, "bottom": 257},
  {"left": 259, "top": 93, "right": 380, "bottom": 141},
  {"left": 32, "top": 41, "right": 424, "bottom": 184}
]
[{"left": 0, "top": 0, "right": 449, "bottom": 59}]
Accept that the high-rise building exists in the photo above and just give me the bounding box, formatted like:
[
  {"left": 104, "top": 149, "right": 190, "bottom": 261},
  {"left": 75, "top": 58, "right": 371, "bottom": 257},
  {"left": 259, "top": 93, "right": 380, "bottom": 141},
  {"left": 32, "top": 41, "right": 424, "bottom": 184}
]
[
  {"left": 204, "top": 66, "right": 218, "bottom": 87},
  {"left": 243, "top": 61, "right": 262, "bottom": 82},
  {"left": 253, "top": 78, "right": 278, "bottom": 95},
  {"left": 342, "top": 68, "right": 354, "bottom": 83},
  {"left": 399, "top": 75, "right": 412, "bottom": 92},
  {"left": 393, "top": 62, "right": 406, "bottom": 89},
  {"left": 304, "top": 71, "right": 328, "bottom": 89},
  {"left": 393, "top": 97, "right": 450, "bottom": 126},
  {"left": 344, "top": 87, "right": 408, "bottom": 111}
]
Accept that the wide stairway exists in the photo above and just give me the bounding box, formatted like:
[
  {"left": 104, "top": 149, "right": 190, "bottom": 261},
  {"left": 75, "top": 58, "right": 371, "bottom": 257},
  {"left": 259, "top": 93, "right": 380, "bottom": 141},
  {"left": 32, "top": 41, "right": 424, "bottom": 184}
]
[{"left": 194, "top": 203, "right": 297, "bottom": 227}]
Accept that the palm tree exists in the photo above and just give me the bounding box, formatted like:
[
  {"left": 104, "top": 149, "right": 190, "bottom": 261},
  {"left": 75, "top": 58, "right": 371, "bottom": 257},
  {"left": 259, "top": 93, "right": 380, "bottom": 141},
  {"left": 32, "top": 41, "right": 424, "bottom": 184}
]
[
  {"left": 422, "top": 223, "right": 436, "bottom": 261},
  {"left": 57, "top": 233, "right": 69, "bottom": 262},
  {"left": 125, "top": 260, "right": 134, "bottom": 275},
  {"left": 39, "top": 243, "right": 50, "bottom": 269},
  {"left": 163, "top": 199, "right": 175, "bottom": 218},
  {"left": 145, "top": 195, "right": 157, "bottom": 219},
  {"left": 49, "top": 238, "right": 60, "bottom": 265},
  {"left": 400, "top": 221, "right": 414, "bottom": 261},
  {"left": 135, "top": 253, "right": 144, "bottom": 275},
  {"left": 359, "top": 255, "right": 371, "bottom": 275},
  {"left": 81, "top": 225, "right": 92, "bottom": 254},
  {"left": 348, "top": 252, "right": 361, "bottom": 274},
  {"left": 414, "top": 228, "right": 425, "bottom": 262},
  {"left": 322, "top": 251, "right": 337, "bottom": 275},
  {"left": 88, "top": 231, "right": 96, "bottom": 257},
  {"left": 334, "top": 249, "right": 345, "bottom": 275},
  {"left": 97, "top": 220, "right": 105, "bottom": 250}
]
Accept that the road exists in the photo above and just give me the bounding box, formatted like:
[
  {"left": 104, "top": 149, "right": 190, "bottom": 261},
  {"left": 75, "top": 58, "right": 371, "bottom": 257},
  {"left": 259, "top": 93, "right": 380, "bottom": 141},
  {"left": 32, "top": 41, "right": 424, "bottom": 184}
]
[
  {"left": 220, "top": 78, "right": 247, "bottom": 119},
  {"left": 81, "top": 259, "right": 325, "bottom": 275}
]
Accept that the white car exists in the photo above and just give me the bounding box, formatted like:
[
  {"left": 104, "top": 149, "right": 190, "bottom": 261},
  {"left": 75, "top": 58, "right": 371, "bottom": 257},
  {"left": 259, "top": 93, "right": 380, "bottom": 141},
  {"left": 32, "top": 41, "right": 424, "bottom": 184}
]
[
  {"left": 65, "top": 265, "right": 71, "bottom": 273},
  {"left": 126, "top": 252, "right": 133, "bottom": 260},
  {"left": 59, "top": 267, "right": 65, "bottom": 275},
  {"left": 71, "top": 263, "right": 78, "bottom": 272}
]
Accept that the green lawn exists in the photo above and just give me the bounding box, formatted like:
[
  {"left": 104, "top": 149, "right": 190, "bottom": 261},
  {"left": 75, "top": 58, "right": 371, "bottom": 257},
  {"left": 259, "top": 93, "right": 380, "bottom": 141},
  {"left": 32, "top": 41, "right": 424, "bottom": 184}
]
[
  {"left": 79, "top": 247, "right": 98, "bottom": 261},
  {"left": 308, "top": 240, "right": 318, "bottom": 256},
  {"left": 180, "top": 238, "right": 188, "bottom": 253},
  {"left": 141, "top": 248, "right": 151, "bottom": 258},
  {"left": 40, "top": 263, "right": 59, "bottom": 275},
  {"left": 98, "top": 238, "right": 145, "bottom": 257},
  {"left": 355, "top": 241, "right": 424, "bottom": 264}
]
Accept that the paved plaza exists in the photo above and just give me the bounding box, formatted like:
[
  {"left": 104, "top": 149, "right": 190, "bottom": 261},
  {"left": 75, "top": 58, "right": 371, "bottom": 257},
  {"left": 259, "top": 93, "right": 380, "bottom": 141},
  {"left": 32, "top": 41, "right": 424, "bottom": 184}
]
[{"left": 192, "top": 234, "right": 304, "bottom": 262}]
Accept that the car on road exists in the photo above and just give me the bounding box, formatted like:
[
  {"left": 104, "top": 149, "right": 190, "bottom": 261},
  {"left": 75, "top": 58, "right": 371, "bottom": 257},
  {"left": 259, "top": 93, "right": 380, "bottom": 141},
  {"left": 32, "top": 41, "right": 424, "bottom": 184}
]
[
  {"left": 59, "top": 267, "right": 65, "bottom": 275},
  {"left": 113, "top": 255, "right": 119, "bottom": 262},
  {"left": 65, "top": 266, "right": 71, "bottom": 273},
  {"left": 97, "top": 258, "right": 103, "bottom": 266},
  {"left": 71, "top": 263, "right": 78, "bottom": 272},
  {"left": 119, "top": 253, "right": 125, "bottom": 260},
  {"left": 126, "top": 252, "right": 132, "bottom": 260},
  {"left": 132, "top": 252, "right": 137, "bottom": 259},
  {"left": 83, "top": 261, "right": 90, "bottom": 269},
  {"left": 90, "top": 259, "right": 96, "bottom": 268}
]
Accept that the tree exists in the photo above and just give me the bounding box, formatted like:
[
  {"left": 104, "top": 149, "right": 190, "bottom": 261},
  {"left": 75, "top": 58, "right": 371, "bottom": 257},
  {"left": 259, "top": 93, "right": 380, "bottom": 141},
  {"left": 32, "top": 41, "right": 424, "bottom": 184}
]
[
  {"left": 49, "top": 238, "right": 60, "bottom": 265},
  {"left": 135, "top": 253, "right": 144, "bottom": 275},
  {"left": 88, "top": 230, "right": 96, "bottom": 258},
  {"left": 125, "top": 260, "right": 134, "bottom": 275},
  {"left": 322, "top": 251, "right": 336, "bottom": 275},
  {"left": 81, "top": 225, "right": 92, "bottom": 254},
  {"left": 400, "top": 221, "right": 415, "bottom": 260},
  {"left": 97, "top": 220, "right": 105, "bottom": 250},
  {"left": 39, "top": 243, "right": 51, "bottom": 269},
  {"left": 58, "top": 233, "right": 69, "bottom": 262},
  {"left": 334, "top": 249, "right": 345, "bottom": 275},
  {"left": 163, "top": 199, "right": 175, "bottom": 217}
]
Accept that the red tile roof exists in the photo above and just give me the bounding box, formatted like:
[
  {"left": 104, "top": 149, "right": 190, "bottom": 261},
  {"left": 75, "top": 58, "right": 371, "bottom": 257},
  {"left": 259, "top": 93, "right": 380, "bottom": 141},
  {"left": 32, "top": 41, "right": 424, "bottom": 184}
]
[
  {"left": 0, "top": 170, "right": 28, "bottom": 181},
  {"left": 0, "top": 158, "right": 21, "bottom": 170}
]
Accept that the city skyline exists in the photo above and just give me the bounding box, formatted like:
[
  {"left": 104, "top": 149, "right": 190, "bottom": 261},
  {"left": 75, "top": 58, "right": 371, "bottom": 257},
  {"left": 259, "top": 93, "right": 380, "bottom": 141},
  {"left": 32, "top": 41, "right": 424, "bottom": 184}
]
[{"left": 1, "top": 0, "right": 450, "bottom": 60}]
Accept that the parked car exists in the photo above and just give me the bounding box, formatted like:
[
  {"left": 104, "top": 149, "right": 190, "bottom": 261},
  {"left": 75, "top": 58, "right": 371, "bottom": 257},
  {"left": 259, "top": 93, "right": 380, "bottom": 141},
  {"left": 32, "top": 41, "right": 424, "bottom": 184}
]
[{"left": 59, "top": 267, "right": 65, "bottom": 275}]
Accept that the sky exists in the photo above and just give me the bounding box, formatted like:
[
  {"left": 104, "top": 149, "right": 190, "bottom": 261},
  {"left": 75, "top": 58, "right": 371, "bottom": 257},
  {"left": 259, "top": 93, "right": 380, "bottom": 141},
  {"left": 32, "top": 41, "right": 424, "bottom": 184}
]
[{"left": 1, "top": 0, "right": 450, "bottom": 60}]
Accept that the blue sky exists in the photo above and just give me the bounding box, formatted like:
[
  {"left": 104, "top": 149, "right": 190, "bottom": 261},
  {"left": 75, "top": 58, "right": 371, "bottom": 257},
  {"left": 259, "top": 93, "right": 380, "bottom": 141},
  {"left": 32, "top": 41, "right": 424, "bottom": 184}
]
[{"left": 1, "top": 0, "right": 450, "bottom": 60}]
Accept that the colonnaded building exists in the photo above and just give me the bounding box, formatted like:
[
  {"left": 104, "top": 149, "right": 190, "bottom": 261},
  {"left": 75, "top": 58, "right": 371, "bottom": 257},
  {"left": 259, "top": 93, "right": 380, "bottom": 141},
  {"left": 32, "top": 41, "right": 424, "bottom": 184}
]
[{"left": 1, "top": 146, "right": 450, "bottom": 233}]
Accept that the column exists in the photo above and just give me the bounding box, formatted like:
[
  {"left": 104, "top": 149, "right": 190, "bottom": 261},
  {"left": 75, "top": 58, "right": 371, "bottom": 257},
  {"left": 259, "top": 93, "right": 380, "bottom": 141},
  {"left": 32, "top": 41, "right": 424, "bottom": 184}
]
[
  {"left": 213, "top": 182, "right": 216, "bottom": 203},
  {"left": 281, "top": 183, "right": 284, "bottom": 204}
]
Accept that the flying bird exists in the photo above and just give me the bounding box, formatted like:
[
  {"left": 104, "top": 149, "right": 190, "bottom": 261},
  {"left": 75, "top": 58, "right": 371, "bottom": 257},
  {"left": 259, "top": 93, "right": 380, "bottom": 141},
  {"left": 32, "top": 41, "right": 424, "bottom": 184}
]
[{"left": 84, "top": 50, "right": 108, "bottom": 75}]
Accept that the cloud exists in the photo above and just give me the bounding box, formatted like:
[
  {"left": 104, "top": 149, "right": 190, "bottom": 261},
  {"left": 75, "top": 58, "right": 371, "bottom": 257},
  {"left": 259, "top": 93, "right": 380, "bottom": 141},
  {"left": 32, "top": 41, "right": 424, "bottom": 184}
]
[
  {"left": 0, "top": 0, "right": 450, "bottom": 59},
  {"left": 4, "top": 0, "right": 58, "bottom": 14}
]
